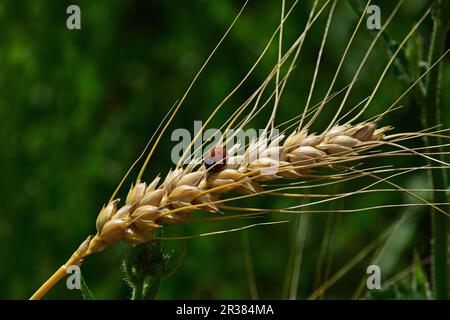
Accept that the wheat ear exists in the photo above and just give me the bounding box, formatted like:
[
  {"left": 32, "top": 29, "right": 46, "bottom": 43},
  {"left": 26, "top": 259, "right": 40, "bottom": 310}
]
[{"left": 30, "top": 120, "right": 390, "bottom": 299}]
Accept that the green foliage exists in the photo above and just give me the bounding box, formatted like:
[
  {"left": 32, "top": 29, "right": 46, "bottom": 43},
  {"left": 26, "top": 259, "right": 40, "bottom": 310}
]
[
  {"left": 121, "top": 238, "right": 184, "bottom": 300},
  {"left": 123, "top": 242, "right": 167, "bottom": 300},
  {"left": 366, "top": 256, "right": 432, "bottom": 300},
  {"left": 80, "top": 274, "right": 95, "bottom": 300}
]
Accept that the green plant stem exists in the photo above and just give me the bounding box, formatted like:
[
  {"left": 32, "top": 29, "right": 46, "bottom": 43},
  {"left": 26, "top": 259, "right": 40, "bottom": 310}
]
[
  {"left": 132, "top": 282, "right": 144, "bottom": 300},
  {"left": 422, "top": 0, "right": 449, "bottom": 300},
  {"left": 123, "top": 239, "right": 170, "bottom": 300},
  {"left": 347, "top": 0, "right": 427, "bottom": 102}
]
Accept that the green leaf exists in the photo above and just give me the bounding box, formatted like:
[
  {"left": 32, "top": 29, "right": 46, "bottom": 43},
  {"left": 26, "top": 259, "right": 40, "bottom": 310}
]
[
  {"left": 347, "top": 0, "right": 412, "bottom": 83},
  {"left": 164, "top": 240, "right": 186, "bottom": 278},
  {"left": 412, "top": 254, "right": 432, "bottom": 299},
  {"left": 366, "top": 256, "right": 432, "bottom": 300},
  {"left": 80, "top": 274, "right": 95, "bottom": 300}
]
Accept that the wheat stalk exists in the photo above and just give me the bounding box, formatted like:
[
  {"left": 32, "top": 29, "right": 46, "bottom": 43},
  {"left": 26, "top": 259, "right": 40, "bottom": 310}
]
[
  {"left": 29, "top": 119, "right": 446, "bottom": 299},
  {"left": 29, "top": 119, "right": 391, "bottom": 300},
  {"left": 30, "top": 0, "right": 450, "bottom": 299}
]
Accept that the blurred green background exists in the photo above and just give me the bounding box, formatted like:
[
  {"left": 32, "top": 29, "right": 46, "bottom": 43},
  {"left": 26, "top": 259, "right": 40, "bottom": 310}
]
[{"left": 0, "top": 0, "right": 448, "bottom": 299}]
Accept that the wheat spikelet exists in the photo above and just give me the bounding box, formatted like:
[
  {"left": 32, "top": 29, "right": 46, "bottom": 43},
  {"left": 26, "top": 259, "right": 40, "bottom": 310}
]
[{"left": 76, "top": 121, "right": 390, "bottom": 258}]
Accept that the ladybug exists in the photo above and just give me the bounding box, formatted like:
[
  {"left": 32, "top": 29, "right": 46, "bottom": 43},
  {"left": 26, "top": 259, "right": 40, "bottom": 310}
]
[{"left": 204, "top": 146, "right": 227, "bottom": 171}]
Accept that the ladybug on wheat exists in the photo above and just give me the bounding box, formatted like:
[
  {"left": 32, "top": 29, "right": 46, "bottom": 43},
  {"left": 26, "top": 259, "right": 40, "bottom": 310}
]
[{"left": 204, "top": 146, "right": 227, "bottom": 171}]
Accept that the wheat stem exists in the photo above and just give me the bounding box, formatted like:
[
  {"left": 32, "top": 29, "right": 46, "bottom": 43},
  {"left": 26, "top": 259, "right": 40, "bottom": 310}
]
[
  {"left": 423, "top": 0, "right": 449, "bottom": 300},
  {"left": 30, "top": 253, "right": 82, "bottom": 300}
]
